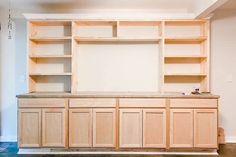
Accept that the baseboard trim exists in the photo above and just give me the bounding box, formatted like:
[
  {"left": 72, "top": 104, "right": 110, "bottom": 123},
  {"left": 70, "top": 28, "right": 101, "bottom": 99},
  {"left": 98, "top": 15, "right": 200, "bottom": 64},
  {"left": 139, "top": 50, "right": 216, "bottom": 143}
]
[
  {"left": 0, "top": 136, "right": 17, "bottom": 142},
  {"left": 18, "top": 149, "right": 218, "bottom": 155},
  {"left": 225, "top": 136, "right": 236, "bottom": 143}
]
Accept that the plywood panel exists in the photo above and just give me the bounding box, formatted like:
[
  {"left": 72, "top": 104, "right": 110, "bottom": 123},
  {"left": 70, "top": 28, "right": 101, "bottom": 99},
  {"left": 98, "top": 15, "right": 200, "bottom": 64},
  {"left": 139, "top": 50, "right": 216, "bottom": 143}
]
[{"left": 76, "top": 43, "right": 159, "bottom": 92}]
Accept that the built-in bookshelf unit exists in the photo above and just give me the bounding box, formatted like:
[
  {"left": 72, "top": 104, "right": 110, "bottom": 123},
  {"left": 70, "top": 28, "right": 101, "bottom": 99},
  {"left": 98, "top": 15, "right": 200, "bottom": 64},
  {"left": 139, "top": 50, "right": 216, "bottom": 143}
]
[{"left": 27, "top": 20, "right": 210, "bottom": 93}]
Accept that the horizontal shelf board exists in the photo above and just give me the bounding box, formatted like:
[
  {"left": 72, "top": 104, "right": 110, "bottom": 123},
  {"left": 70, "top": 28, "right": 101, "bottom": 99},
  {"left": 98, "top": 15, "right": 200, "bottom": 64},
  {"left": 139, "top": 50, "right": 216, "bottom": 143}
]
[
  {"left": 30, "top": 20, "right": 72, "bottom": 26},
  {"left": 164, "top": 73, "right": 207, "bottom": 77},
  {"left": 164, "top": 55, "right": 207, "bottom": 59},
  {"left": 29, "top": 55, "right": 72, "bottom": 58},
  {"left": 29, "top": 37, "right": 72, "bottom": 42},
  {"left": 74, "top": 37, "right": 161, "bottom": 43},
  {"left": 29, "top": 73, "right": 72, "bottom": 76},
  {"left": 74, "top": 20, "right": 117, "bottom": 26},
  {"left": 119, "top": 21, "right": 161, "bottom": 26},
  {"left": 165, "top": 37, "right": 207, "bottom": 44},
  {"left": 165, "top": 20, "right": 206, "bottom": 26}
]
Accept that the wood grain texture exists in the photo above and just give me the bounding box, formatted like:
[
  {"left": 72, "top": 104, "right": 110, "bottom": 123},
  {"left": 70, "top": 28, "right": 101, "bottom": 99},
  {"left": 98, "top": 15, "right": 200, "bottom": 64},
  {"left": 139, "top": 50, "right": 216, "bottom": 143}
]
[
  {"left": 119, "top": 109, "right": 142, "bottom": 148},
  {"left": 143, "top": 109, "right": 166, "bottom": 148},
  {"left": 18, "top": 109, "right": 41, "bottom": 148},
  {"left": 93, "top": 109, "right": 116, "bottom": 147},
  {"left": 170, "top": 109, "right": 193, "bottom": 148},
  {"left": 42, "top": 108, "right": 66, "bottom": 147},
  {"left": 69, "top": 109, "right": 92, "bottom": 147}
]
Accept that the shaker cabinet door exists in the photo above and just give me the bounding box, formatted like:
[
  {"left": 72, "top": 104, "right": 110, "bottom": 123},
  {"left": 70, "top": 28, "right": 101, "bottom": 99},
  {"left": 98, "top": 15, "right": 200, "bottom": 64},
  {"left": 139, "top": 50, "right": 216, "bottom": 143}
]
[
  {"left": 194, "top": 109, "right": 217, "bottom": 148},
  {"left": 143, "top": 109, "right": 166, "bottom": 148},
  {"left": 69, "top": 109, "right": 92, "bottom": 147},
  {"left": 170, "top": 109, "right": 193, "bottom": 148},
  {"left": 119, "top": 109, "right": 142, "bottom": 148},
  {"left": 42, "top": 109, "right": 66, "bottom": 147},
  {"left": 18, "top": 109, "right": 41, "bottom": 147},
  {"left": 93, "top": 109, "right": 116, "bottom": 147}
]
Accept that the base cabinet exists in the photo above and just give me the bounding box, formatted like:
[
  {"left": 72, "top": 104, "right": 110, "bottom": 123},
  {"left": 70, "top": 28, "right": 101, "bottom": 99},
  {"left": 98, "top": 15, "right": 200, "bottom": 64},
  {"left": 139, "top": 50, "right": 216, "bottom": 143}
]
[
  {"left": 170, "top": 109, "right": 218, "bottom": 148},
  {"left": 69, "top": 108, "right": 116, "bottom": 148},
  {"left": 18, "top": 109, "right": 41, "bottom": 147},
  {"left": 18, "top": 97, "right": 218, "bottom": 151},
  {"left": 42, "top": 109, "right": 66, "bottom": 147},
  {"left": 119, "top": 109, "right": 166, "bottom": 148}
]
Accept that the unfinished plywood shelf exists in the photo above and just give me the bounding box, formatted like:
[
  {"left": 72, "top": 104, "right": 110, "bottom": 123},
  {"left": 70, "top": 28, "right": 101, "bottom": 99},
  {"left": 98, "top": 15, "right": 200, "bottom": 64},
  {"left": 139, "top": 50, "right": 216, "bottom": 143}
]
[
  {"left": 164, "top": 55, "right": 207, "bottom": 59},
  {"left": 165, "top": 36, "right": 207, "bottom": 44},
  {"left": 74, "top": 37, "right": 161, "bottom": 43},
  {"left": 29, "top": 37, "right": 72, "bottom": 42},
  {"left": 29, "top": 55, "right": 72, "bottom": 58},
  {"left": 29, "top": 73, "right": 72, "bottom": 76},
  {"left": 164, "top": 73, "right": 207, "bottom": 77}
]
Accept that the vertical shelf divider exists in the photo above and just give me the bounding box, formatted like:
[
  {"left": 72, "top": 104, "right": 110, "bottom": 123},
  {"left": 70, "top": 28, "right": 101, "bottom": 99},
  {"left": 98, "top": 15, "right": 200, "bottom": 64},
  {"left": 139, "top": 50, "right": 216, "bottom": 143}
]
[
  {"left": 71, "top": 21, "right": 78, "bottom": 93},
  {"left": 160, "top": 21, "right": 165, "bottom": 93}
]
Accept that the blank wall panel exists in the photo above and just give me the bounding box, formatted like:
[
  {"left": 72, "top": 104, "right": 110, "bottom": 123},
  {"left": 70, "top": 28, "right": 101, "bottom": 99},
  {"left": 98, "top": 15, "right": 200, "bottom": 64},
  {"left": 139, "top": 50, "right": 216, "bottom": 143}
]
[{"left": 76, "top": 43, "right": 159, "bottom": 92}]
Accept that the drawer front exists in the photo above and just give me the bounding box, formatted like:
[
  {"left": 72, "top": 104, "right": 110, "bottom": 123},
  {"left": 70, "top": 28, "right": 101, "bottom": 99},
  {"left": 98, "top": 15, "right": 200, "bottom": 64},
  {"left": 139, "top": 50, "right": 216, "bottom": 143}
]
[
  {"left": 170, "top": 99, "right": 218, "bottom": 108},
  {"left": 18, "top": 98, "right": 66, "bottom": 108},
  {"left": 119, "top": 98, "right": 166, "bottom": 108},
  {"left": 69, "top": 98, "right": 116, "bottom": 108}
]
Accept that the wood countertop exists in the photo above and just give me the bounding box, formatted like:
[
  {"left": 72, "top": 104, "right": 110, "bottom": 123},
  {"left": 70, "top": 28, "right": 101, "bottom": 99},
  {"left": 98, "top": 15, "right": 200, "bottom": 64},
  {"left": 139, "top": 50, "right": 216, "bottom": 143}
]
[{"left": 17, "top": 92, "right": 220, "bottom": 99}]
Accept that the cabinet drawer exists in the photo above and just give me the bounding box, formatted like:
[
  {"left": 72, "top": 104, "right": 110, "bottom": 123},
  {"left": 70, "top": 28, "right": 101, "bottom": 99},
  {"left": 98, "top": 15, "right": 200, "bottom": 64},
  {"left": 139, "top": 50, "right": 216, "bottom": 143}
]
[
  {"left": 170, "top": 99, "right": 218, "bottom": 108},
  {"left": 119, "top": 98, "right": 166, "bottom": 108},
  {"left": 18, "top": 98, "right": 66, "bottom": 108},
  {"left": 69, "top": 98, "right": 116, "bottom": 108}
]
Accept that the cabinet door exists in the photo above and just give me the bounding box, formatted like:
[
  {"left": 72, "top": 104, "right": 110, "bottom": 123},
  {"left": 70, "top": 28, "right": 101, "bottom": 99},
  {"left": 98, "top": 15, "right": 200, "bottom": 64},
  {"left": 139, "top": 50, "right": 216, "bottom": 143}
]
[
  {"left": 119, "top": 109, "right": 142, "bottom": 148},
  {"left": 194, "top": 109, "right": 217, "bottom": 148},
  {"left": 18, "top": 109, "right": 41, "bottom": 147},
  {"left": 69, "top": 109, "right": 92, "bottom": 147},
  {"left": 42, "top": 109, "right": 66, "bottom": 147},
  {"left": 143, "top": 109, "right": 166, "bottom": 148},
  {"left": 93, "top": 109, "right": 116, "bottom": 147},
  {"left": 170, "top": 109, "right": 193, "bottom": 148}
]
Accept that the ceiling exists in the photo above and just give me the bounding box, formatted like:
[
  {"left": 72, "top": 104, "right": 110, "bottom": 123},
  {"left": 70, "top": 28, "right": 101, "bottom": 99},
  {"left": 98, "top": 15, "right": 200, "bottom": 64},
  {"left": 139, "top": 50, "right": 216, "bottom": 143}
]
[{"left": 0, "top": 0, "right": 231, "bottom": 19}]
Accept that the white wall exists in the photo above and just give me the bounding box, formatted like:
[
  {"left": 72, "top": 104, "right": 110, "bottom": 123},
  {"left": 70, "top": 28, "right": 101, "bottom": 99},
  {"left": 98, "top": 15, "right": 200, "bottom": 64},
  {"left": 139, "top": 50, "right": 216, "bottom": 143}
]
[
  {"left": 0, "top": 8, "right": 27, "bottom": 141},
  {"left": 211, "top": 9, "right": 236, "bottom": 142},
  {"left": 0, "top": 8, "right": 236, "bottom": 142}
]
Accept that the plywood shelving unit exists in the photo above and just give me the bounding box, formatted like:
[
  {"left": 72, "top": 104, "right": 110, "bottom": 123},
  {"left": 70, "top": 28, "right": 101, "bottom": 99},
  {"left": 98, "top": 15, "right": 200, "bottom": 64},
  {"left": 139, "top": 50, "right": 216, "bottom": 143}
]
[{"left": 27, "top": 19, "right": 210, "bottom": 93}]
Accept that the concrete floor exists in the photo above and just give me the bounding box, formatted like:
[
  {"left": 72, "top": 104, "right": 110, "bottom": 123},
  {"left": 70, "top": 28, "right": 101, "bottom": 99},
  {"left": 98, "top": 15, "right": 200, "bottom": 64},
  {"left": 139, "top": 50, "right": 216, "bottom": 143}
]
[{"left": 1, "top": 143, "right": 236, "bottom": 157}]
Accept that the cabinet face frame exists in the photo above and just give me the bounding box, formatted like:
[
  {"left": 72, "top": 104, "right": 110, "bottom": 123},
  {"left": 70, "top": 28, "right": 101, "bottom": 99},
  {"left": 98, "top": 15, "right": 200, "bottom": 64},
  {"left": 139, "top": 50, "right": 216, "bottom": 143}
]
[
  {"left": 143, "top": 109, "right": 166, "bottom": 148},
  {"left": 194, "top": 109, "right": 217, "bottom": 148},
  {"left": 69, "top": 109, "right": 92, "bottom": 147},
  {"left": 170, "top": 109, "right": 193, "bottom": 148},
  {"left": 119, "top": 109, "right": 143, "bottom": 148},
  {"left": 18, "top": 109, "right": 41, "bottom": 147},
  {"left": 42, "top": 108, "right": 66, "bottom": 147},
  {"left": 93, "top": 109, "right": 116, "bottom": 147}
]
